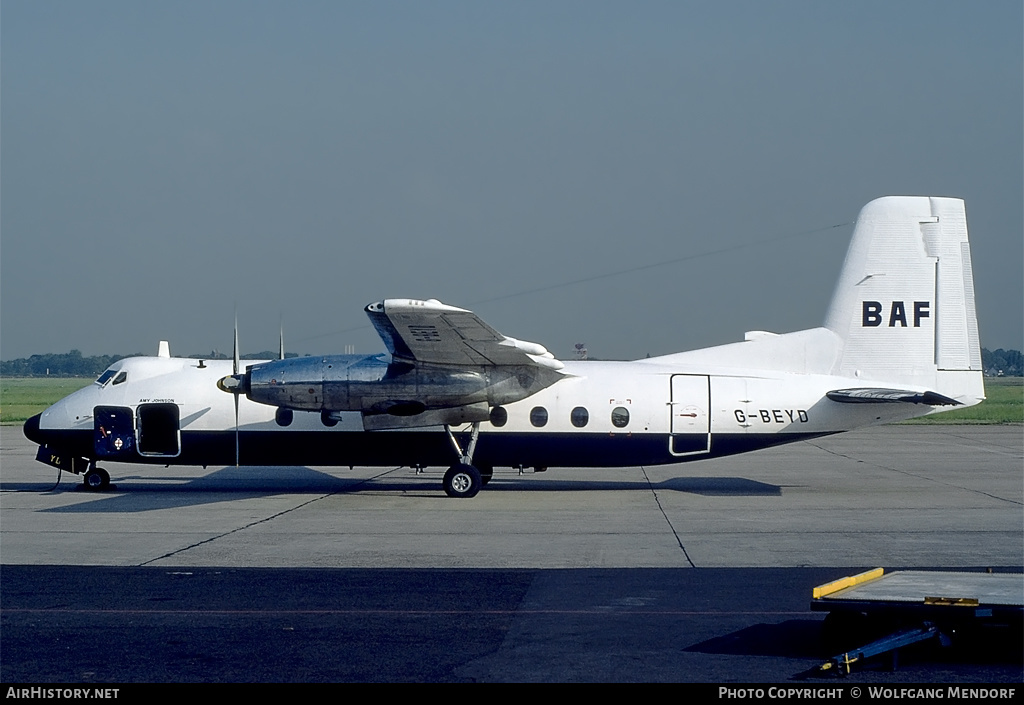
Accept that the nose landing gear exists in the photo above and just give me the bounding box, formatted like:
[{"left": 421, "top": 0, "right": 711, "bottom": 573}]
[{"left": 83, "top": 463, "right": 111, "bottom": 491}]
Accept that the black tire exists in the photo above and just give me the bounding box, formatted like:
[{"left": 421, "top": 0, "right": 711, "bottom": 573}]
[
  {"left": 479, "top": 464, "right": 494, "bottom": 486},
  {"left": 443, "top": 463, "right": 482, "bottom": 498},
  {"left": 83, "top": 467, "right": 110, "bottom": 491}
]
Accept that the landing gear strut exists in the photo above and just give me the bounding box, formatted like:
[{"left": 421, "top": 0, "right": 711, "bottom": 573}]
[{"left": 441, "top": 422, "right": 483, "bottom": 498}]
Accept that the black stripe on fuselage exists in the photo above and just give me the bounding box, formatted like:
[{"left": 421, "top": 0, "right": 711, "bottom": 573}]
[{"left": 25, "top": 421, "right": 836, "bottom": 469}]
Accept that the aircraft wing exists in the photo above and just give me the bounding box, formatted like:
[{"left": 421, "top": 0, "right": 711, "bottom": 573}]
[
  {"left": 365, "top": 299, "right": 564, "bottom": 370},
  {"left": 826, "top": 388, "right": 961, "bottom": 406}
]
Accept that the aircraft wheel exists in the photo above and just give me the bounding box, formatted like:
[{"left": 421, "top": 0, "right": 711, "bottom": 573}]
[
  {"left": 443, "top": 463, "right": 482, "bottom": 498},
  {"left": 83, "top": 467, "right": 110, "bottom": 491},
  {"left": 479, "top": 464, "right": 494, "bottom": 486}
]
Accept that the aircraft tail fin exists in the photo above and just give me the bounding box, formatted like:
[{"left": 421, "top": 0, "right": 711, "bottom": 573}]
[{"left": 824, "top": 196, "right": 984, "bottom": 406}]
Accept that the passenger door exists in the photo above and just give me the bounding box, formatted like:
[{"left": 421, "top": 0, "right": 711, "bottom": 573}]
[{"left": 669, "top": 375, "right": 710, "bottom": 456}]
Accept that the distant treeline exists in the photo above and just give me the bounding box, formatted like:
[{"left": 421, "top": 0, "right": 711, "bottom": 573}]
[
  {"left": 0, "top": 350, "right": 299, "bottom": 377},
  {"left": 984, "top": 348, "right": 1023, "bottom": 377},
  {"left": 2, "top": 348, "right": 1021, "bottom": 378}
]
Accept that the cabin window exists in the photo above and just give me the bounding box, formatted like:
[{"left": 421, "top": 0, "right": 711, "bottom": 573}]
[
  {"left": 112, "top": 371, "right": 127, "bottom": 385},
  {"left": 95, "top": 369, "right": 116, "bottom": 386},
  {"left": 611, "top": 406, "right": 630, "bottom": 428},
  {"left": 489, "top": 406, "right": 508, "bottom": 427},
  {"left": 570, "top": 407, "right": 589, "bottom": 428},
  {"left": 530, "top": 407, "right": 548, "bottom": 427}
]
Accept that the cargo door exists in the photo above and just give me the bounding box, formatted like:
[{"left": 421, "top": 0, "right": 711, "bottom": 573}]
[{"left": 94, "top": 406, "right": 136, "bottom": 458}]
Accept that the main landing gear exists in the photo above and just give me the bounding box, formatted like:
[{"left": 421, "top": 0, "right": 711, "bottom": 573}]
[
  {"left": 441, "top": 422, "right": 486, "bottom": 498},
  {"left": 443, "top": 463, "right": 481, "bottom": 498},
  {"left": 83, "top": 463, "right": 111, "bottom": 491}
]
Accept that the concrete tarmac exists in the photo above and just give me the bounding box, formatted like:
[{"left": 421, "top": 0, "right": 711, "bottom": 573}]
[{"left": 1, "top": 425, "right": 1021, "bottom": 682}]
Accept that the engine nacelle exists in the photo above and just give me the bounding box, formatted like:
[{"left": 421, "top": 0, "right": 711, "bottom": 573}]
[{"left": 230, "top": 353, "right": 558, "bottom": 417}]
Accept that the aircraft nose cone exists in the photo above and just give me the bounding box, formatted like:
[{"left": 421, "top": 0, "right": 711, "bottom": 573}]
[{"left": 23, "top": 413, "right": 43, "bottom": 444}]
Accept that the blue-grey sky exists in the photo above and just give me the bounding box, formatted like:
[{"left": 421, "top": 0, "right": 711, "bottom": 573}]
[{"left": 2, "top": 1, "right": 1021, "bottom": 361}]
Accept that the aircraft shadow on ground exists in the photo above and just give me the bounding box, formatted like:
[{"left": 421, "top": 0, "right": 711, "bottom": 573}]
[
  {"left": 21, "top": 467, "right": 781, "bottom": 513},
  {"left": 482, "top": 476, "right": 781, "bottom": 495},
  {"left": 31, "top": 466, "right": 359, "bottom": 513},
  {"left": 686, "top": 619, "right": 825, "bottom": 659}
]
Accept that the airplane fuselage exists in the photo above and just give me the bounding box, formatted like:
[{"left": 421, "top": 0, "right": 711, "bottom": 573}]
[{"left": 24, "top": 345, "right": 943, "bottom": 473}]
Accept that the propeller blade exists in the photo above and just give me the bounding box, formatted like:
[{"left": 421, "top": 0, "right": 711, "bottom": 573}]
[
  {"left": 233, "top": 310, "right": 240, "bottom": 466},
  {"left": 233, "top": 311, "right": 240, "bottom": 376}
]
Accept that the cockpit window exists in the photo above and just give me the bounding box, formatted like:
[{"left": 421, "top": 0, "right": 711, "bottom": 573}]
[{"left": 94, "top": 368, "right": 127, "bottom": 387}]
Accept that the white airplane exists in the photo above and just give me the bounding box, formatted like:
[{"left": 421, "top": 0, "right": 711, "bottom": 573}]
[{"left": 25, "top": 196, "right": 985, "bottom": 498}]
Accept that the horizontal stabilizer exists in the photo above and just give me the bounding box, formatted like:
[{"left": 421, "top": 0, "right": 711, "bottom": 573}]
[{"left": 826, "top": 388, "right": 961, "bottom": 406}]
